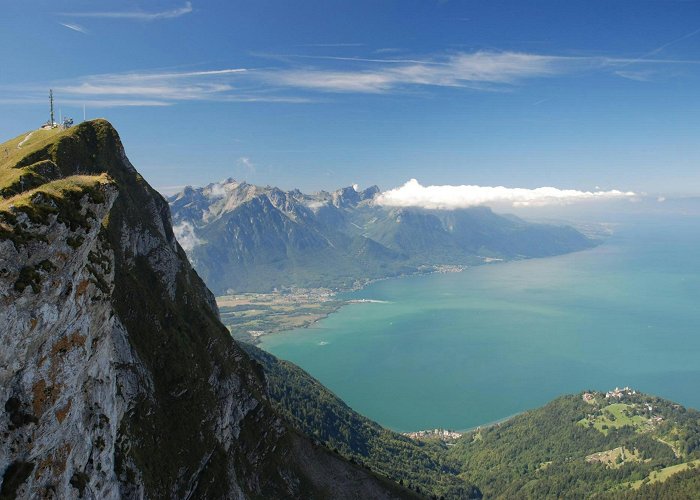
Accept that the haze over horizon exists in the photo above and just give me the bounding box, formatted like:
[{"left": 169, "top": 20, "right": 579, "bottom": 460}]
[{"left": 2, "top": 1, "right": 700, "bottom": 198}]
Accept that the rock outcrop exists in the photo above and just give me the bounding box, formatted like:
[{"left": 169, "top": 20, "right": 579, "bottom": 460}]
[{"left": 0, "top": 121, "right": 413, "bottom": 499}]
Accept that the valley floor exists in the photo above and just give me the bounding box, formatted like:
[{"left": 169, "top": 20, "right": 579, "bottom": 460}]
[
  {"left": 217, "top": 264, "right": 466, "bottom": 342},
  {"left": 217, "top": 289, "right": 344, "bottom": 342}
]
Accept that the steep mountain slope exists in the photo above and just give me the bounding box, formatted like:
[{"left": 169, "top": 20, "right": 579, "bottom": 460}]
[
  {"left": 244, "top": 344, "right": 700, "bottom": 499},
  {"left": 169, "top": 180, "right": 596, "bottom": 293},
  {"left": 0, "top": 121, "right": 416, "bottom": 499}
]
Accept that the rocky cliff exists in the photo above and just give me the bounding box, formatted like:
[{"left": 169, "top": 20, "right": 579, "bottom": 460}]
[{"left": 0, "top": 121, "right": 414, "bottom": 499}]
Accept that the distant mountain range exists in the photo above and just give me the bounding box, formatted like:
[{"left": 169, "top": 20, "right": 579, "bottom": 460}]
[{"left": 169, "top": 179, "right": 597, "bottom": 293}]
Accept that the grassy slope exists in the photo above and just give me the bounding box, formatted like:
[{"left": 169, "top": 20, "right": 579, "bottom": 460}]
[
  {"left": 1, "top": 128, "right": 72, "bottom": 194},
  {"left": 1, "top": 128, "right": 63, "bottom": 170},
  {"left": 0, "top": 175, "right": 111, "bottom": 211},
  {"left": 0, "top": 126, "right": 116, "bottom": 248},
  {"left": 0, "top": 126, "right": 116, "bottom": 201},
  {"left": 578, "top": 402, "right": 650, "bottom": 435}
]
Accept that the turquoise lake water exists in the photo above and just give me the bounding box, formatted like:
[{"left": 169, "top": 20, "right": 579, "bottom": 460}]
[{"left": 260, "top": 214, "right": 700, "bottom": 432}]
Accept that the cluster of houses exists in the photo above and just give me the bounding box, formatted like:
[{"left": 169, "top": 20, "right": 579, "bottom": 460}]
[
  {"left": 404, "top": 428, "right": 463, "bottom": 442},
  {"left": 41, "top": 117, "right": 74, "bottom": 130},
  {"left": 582, "top": 388, "right": 667, "bottom": 428},
  {"left": 582, "top": 387, "right": 639, "bottom": 404},
  {"left": 605, "top": 386, "right": 637, "bottom": 400}
]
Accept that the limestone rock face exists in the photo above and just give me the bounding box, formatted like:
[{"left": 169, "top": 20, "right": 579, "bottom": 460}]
[
  {"left": 0, "top": 121, "right": 412, "bottom": 499},
  {"left": 0, "top": 184, "right": 132, "bottom": 499}
]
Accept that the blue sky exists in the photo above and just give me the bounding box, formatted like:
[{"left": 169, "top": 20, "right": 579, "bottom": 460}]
[{"left": 1, "top": 0, "right": 700, "bottom": 196}]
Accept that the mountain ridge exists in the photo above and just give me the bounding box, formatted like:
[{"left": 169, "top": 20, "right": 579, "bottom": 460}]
[{"left": 169, "top": 179, "right": 597, "bottom": 293}]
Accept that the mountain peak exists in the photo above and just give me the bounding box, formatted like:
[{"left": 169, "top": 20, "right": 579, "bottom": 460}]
[{"left": 0, "top": 123, "right": 412, "bottom": 499}]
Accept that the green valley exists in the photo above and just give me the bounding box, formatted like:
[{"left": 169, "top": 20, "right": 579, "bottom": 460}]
[{"left": 216, "top": 289, "right": 343, "bottom": 342}]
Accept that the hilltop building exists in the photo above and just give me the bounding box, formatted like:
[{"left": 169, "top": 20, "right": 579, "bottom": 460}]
[
  {"left": 41, "top": 90, "right": 73, "bottom": 129},
  {"left": 605, "top": 386, "right": 637, "bottom": 399}
]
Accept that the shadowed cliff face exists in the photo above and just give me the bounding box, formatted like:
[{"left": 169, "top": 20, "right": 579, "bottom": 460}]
[{"left": 0, "top": 121, "right": 415, "bottom": 499}]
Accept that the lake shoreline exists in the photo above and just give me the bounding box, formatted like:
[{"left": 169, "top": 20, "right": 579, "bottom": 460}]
[
  {"left": 220, "top": 263, "right": 469, "bottom": 343},
  {"left": 403, "top": 412, "right": 522, "bottom": 440},
  {"left": 251, "top": 245, "right": 601, "bottom": 343},
  {"left": 223, "top": 223, "right": 613, "bottom": 343}
]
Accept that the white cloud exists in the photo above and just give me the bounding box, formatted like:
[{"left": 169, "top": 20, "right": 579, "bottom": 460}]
[
  {"left": 0, "top": 97, "right": 171, "bottom": 107},
  {"left": 54, "top": 69, "right": 246, "bottom": 101},
  {"left": 59, "top": 82, "right": 233, "bottom": 99},
  {"left": 260, "top": 50, "right": 700, "bottom": 94},
  {"left": 272, "top": 70, "right": 395, "bottom": 93},
  {"left": 4, "top": 48, "right": 700, "bottom": 109},
  {"left": 206, "top": 180, "right": 232, "bottom": 198},
  {"left": 266, "top": 51, "right": 565, "bottom": 93},
  {"left": 59, "top": 22, "right": 88, "bottom": 34},
  {"left": 614, "top": 70, "right": 655, "bottom": 82},
  {"left": 172, "top": 221, "right": 203, "bottom": 251},
  {"left": 305, "top": 200, "right": 327, "bottom": 211},
  {"left": 62, "top": 2, "right": 193, "bottom": 21},
  {"left": 96, "top": 68, "right": 248, "bottom": 80},
  {"left": 17, "top": 68, "right": 308, "bottom": 107},
  {"left": 236, "top": 157, "right": 256, "bottom": 179},
  {"left": 0, "top": 68, "right": 291, "bottom": 108},
  {"left": 256, "top": 51, "right": 699, "bottom": 93},
  {"left": 238, "top": 156, "right": 255, "bottom": 169},
  {"left": 375, "top": 179, "right": 637, "bottom": 209},
  {"left": 1, "top": 64, "right": 313, "bottom": 108}
]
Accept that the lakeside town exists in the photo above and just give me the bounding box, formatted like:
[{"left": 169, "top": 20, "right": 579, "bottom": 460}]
[{"left": 403, "top": 428, "right": 463, "bottom": 443}]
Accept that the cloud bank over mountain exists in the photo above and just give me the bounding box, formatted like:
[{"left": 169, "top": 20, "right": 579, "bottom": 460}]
[
  {"left": 172, "top": 220, "right": 203, "bottom": 251},
  {"left": 376, "top": 179, "right": 636, "bottom": 209}
]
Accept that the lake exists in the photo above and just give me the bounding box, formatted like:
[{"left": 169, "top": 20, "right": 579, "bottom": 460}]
[{"left": 260, "top": 214, "right": 700, "bottom": 432}]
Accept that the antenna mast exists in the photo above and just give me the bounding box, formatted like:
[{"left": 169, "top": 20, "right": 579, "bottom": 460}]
[{"left": 49, "top": 89, "right": 55, "bottom": 126}]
